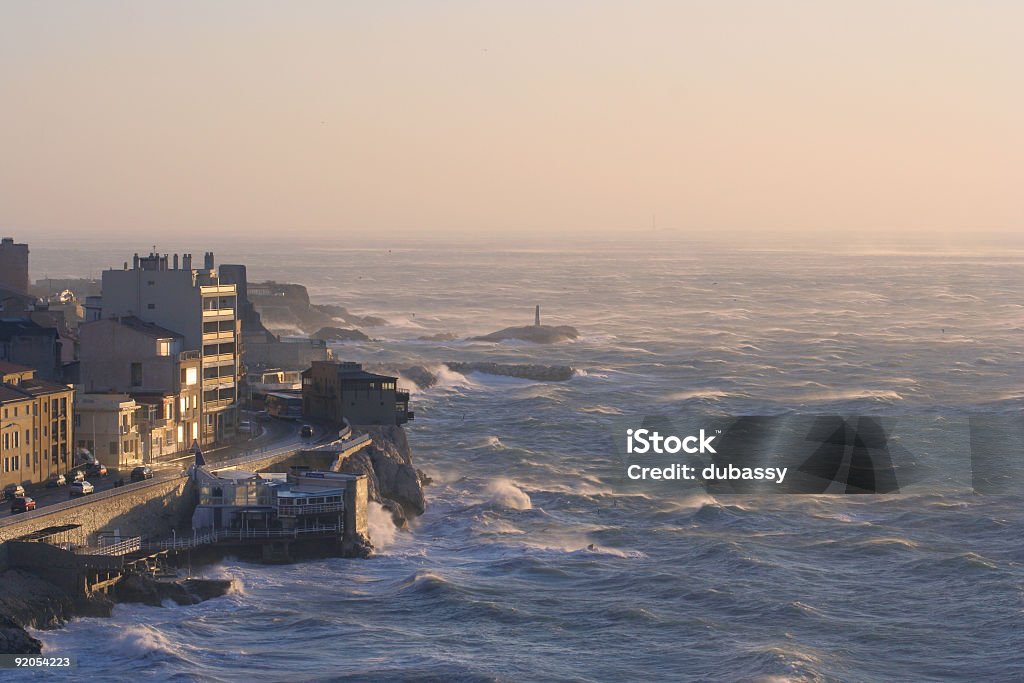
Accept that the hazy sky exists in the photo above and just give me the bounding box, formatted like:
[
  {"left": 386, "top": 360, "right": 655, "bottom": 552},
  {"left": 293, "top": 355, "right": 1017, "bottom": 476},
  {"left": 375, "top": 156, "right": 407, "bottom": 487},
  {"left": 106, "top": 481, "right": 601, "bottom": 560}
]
[{"left": 1, "top": 1, "right": 1021, "bottom": 244}]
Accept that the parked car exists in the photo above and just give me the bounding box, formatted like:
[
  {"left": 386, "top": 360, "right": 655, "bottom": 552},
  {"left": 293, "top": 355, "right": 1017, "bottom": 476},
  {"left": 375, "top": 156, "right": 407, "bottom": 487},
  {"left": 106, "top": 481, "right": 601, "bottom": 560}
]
[
  {"left": 10, "top": 496, "right": 36, "bottom": 513},
  {"left": 85, "top": 462, "right": 108, "bottom": 478},
  {"left": 130, "top": 466, "right": 154, "bottom": 482},
  {"left": 69, "top": 481, "right": 94, "bottom": 497},
  {"left": 45, "top": 473, "right": 67, "bottom": 487},
  {"left": 3, "top": 483, "right": 25, "bottom": 500},
  {"left": 73, "top": 469, "right": 86, "bottom": 483},
  {"left": 300, "top": 424, "right": 314, "bottom": 438}
]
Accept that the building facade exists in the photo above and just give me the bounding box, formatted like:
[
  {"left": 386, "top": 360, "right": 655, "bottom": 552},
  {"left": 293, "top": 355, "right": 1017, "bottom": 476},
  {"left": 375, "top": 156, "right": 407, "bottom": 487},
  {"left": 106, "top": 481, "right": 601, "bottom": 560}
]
[
  {"left": 0, "top": 237, "right": 29, "bottom": 295},
  {"left": 99, "top": 251, "right": 240, "bottom": 443},
  {"left": 302, "top": 361, "right": 412, "bottom": 426},
  {"left": 0, "top": 361, "right": 74, "bottom": 489},
  {"left": 74, "top": 393, "right": 142, "bottom": 469},
  {"left": 78, "top": 316, "right": 203, "bottom": 458}
]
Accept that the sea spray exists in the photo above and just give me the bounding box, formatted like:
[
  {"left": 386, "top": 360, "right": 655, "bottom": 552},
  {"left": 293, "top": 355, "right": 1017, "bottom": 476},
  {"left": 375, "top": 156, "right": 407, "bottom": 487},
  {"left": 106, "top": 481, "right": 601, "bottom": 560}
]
[
  {"left": 368, "top": 501, "right": 398, "bottom": 549},
  {"left": 485, "top": 478, "right": 532, "bottom": 510}
]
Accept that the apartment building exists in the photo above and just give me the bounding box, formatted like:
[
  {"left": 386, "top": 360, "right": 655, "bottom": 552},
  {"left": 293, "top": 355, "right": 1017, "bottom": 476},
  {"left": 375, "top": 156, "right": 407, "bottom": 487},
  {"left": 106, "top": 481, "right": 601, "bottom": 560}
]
[
  {"left": 79, "top": 315, "right": 203, "bottom": 458},
  {"left": 98, "top": 251, "right": 240, "bottom": 443},
  {"left": 0, "top": 361, "right": 74, "bottom": 489}
]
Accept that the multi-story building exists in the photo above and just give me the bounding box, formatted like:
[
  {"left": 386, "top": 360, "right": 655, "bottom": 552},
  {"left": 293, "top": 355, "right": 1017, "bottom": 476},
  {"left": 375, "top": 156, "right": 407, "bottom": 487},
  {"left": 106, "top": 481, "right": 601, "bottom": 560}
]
[
  {"left": 98, "top": 251, "right": 239, "bottom": 443},
  {"left": 0, "top": 237, "right": 29, "bottom": 295},
  {"left": 0, "top": 361, "right": 74, "bottom": 489},
  {"left": 78, "top": 316, "right": 203, "bottom": 458},
  {"left": 0, "top": 319, "right": 64, "bottom": 382},
  {"left": 302, "top": 361, "right": 413, "bottom": 426},
  {"left": 74, "top": 393, "right": 142, "bottom": 469}
]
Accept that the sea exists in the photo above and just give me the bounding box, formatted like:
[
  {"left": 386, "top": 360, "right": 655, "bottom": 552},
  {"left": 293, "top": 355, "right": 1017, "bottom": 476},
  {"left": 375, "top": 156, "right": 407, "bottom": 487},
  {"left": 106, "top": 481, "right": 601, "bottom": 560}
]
[{"left": 17, "top": 240, "right": 1024, "bottom": 682}]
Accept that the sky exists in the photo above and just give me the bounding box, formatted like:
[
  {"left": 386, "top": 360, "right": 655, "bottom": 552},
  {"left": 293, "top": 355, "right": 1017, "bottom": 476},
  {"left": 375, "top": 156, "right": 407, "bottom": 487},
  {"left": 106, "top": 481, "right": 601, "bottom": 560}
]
[{"left": 1, "top": 1, "right": 1021, "bottom": 245}]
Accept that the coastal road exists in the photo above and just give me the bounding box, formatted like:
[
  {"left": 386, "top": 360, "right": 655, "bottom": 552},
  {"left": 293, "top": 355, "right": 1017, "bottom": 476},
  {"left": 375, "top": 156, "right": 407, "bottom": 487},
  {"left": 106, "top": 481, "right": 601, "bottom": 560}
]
[{"left": 0, "top": 417, "right": 332, "bottom": 523}]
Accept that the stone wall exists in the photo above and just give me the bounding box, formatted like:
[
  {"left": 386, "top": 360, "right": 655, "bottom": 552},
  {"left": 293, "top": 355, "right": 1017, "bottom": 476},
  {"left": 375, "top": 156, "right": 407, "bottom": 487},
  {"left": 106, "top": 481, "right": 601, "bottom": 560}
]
[{"left": 0, "top": 476, "right": 196, "bottom": 546}]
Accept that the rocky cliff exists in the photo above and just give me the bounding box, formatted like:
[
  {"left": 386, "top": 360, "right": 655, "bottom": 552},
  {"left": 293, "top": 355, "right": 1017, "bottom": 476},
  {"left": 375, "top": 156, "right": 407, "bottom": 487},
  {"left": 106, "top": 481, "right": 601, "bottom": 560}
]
[
  {"left": 336, "top": 425, "right": 429, "bottom": 528},
  {"left": 0, "top": 567, "right": 232, "bottom": 654}
]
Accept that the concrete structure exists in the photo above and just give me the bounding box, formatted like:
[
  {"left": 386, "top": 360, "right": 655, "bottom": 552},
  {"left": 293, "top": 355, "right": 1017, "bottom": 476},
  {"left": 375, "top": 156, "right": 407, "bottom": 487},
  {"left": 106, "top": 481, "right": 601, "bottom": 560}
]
[
  {"left": 74, "top": 393, "right": 142, "bottom": 469},
  {"left": 0, "top": 237, "right": 29, "bottom": 295},
  {"left": 0, "top": 318, "right": 63, "bottom": 382},
  {"left": 0, "top": 361, "right": 74, "bottom": 489},
  {"left": 99, "top": 252, "right": 240, "bottom": 443},
  {"left": 79, "top": 316, "right": 203, "bottom": 458},
  {"left": 0, "top": 475, "right": 193, "bottom": 545},
  {"left": 302, "top": 361, "right": 413, "bottom": 426}
]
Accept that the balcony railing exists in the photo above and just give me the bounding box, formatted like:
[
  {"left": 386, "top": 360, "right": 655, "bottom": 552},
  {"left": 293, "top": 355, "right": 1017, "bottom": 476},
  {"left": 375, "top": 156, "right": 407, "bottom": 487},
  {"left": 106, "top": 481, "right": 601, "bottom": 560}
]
[{"left": 277, "top": 502, "right": 345, "bottom": 517}]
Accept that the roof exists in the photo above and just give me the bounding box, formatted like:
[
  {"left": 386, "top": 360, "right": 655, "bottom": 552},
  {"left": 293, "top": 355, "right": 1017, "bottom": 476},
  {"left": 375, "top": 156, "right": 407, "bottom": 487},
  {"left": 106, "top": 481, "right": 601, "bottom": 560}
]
[
  {"left": 0, "top": 385, "right": 30, "bottom": 403},
  {"left": 302, "top": 361, "right": 396, "bottom": 382},
  {"left": 0, "top": 318, "right": 58, "bottom": 341},
  {"left": 111, "top": 316, "right": 184, "bottom": 339},
  {"left": 0, "top": 360, "right": 33, "bottom": 374}
]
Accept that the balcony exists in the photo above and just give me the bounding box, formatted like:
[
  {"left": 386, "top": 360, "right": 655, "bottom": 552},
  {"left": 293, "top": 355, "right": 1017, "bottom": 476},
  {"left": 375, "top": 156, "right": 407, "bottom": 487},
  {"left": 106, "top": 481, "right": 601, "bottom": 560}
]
[
  {"left": 202, "top": 309, "right": 235, "bottom": 321},
  {"left": 278, "top": 502, "right": 344, "bottom": 517},
  {"left": 179, "top": 350, "right": 200, "bottom": 361}
]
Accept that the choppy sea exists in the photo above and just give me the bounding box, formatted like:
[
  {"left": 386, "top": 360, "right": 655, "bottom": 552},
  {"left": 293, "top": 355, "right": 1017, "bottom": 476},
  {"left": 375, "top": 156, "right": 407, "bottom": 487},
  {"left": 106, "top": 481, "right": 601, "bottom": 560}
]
[{"left": 20, "top": 242, "right": 1024, "bottom": 682}]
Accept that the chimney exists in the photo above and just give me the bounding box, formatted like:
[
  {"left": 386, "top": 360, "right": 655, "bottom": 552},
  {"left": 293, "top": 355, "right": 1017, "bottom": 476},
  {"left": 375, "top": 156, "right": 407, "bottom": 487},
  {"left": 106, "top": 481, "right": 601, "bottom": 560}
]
[
  {"left": 133, "top": 253, "right": 140, "bottom": 269},
  {"left": 204, "top": 252, "right": 215, "bottom": 270},
  {"left": 173, "top": 254, "right": 179, "bottom": 270},
  {"left": 535, "top": 305, "right": 541, "bottom": 326},
  {"left": 183, "top": 253, "right": 192, "bottom": 270}
]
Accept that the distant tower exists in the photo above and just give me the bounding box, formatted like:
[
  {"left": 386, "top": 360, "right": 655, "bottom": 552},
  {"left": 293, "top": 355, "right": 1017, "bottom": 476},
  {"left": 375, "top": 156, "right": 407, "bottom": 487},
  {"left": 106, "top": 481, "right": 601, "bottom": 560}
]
[
  {"left": 535, "top": 305, "right": 541, "bottom": 326},
  {"left": 0, "top": 237, "right": 29, "bottom": 294}
]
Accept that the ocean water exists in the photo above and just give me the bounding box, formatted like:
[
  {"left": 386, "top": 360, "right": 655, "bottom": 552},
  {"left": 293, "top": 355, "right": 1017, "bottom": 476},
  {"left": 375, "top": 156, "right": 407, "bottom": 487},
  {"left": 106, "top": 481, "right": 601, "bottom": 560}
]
[{"left": 22, "top": 243, "right": 1024, "bottom": 682}]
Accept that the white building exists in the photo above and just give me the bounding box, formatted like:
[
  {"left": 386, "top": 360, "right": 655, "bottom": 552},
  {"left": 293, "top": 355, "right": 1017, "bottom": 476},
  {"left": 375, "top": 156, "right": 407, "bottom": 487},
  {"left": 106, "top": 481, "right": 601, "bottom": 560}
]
[{"left": 99, "top": 251, "right": 240, "bottom": 443}]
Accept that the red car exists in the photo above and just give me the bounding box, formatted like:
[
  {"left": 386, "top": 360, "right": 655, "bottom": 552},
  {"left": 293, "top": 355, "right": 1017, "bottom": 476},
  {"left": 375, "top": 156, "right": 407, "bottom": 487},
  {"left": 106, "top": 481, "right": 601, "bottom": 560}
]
[{"left": 11, "top": 496, "right": 36, "bottom": 513}]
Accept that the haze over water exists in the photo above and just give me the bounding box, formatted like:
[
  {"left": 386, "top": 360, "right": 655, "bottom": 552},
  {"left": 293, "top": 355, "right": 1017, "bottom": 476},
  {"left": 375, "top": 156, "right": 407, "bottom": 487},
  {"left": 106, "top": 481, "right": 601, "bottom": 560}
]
[{"left": 17, "top": 242, "right": 1024, "bottom": 682}]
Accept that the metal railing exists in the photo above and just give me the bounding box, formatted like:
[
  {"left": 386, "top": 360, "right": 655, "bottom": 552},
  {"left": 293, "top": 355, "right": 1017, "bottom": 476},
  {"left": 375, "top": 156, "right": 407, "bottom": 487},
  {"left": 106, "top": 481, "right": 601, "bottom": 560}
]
[
  {"left": 278, "top": 502, "right": 344, "bottom": 517},
  {"left": 80, "top": 536, "right": 142, "bottom": 556},
  {"left": 141, "top": 524, "right": 341, "bottom": 550}
]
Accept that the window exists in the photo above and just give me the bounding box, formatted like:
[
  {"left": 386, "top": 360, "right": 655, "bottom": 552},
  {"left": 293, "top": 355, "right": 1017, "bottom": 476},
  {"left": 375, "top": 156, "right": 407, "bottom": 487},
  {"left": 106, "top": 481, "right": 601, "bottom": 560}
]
[
  {"left": 185, "top": 367, "right": 198, "bottom": 385},
  {"left": 131, "top": 363, "right": 143, "bottom": 387},
  {"left": 147, "top": 303, "right": 155, "bottom": 310},
  {"left": 109, "top": 442, "right": 118, "bottom": 456},
  {"left": 157, "top": 339, "right": 171, "bottom": 356}
]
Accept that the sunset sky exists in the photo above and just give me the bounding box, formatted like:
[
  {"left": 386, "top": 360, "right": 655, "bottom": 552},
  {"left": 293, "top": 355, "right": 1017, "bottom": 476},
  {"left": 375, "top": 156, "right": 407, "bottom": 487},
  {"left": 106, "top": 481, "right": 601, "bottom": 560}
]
[{"left": 1, "top": 1, "right": 1020, "bottom": 244}]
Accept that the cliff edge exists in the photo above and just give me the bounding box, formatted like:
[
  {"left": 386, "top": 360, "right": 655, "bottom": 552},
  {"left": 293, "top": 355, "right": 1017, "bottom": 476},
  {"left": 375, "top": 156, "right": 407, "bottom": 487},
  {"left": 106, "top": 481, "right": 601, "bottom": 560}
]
[{"left": 336, "top": 425, "right": 428, "bottom": 528}]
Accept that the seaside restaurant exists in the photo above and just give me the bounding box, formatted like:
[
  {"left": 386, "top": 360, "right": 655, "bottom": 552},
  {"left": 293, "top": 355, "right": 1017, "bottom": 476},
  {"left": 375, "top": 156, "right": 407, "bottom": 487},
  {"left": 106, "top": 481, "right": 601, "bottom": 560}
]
[{"left": 193, "top": 467, "right": 355, "bottom": 534}]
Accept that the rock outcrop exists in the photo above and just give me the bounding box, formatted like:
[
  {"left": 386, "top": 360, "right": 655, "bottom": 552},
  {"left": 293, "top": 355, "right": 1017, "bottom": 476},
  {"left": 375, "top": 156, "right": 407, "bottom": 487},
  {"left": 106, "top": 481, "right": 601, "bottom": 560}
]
[
  {"left": 336, "top": 425, "right": 428, "bottom": 528},
  {"left": 0, "top": 567, "right": 234, "bottom": 654},
  {"left": 249, "top": 282, "right": 388, "bottom": 333},
  {"left": 471, "top": 324, "right": 579, "bottom": 344},
  {"left": 115, "top": 575, "right": 234, "bottom": 607},
  {"left": 416, "top": 332, "right": 458, "bottom": 342},
  {"left": 311, "top": 326, "right": 371, "bottom": 342},
  {"left": 444, "top": 362, "right": 574, "bottom": 381},
  {"left": 363, "top": 364, "right": 438, "bottom": 390}
]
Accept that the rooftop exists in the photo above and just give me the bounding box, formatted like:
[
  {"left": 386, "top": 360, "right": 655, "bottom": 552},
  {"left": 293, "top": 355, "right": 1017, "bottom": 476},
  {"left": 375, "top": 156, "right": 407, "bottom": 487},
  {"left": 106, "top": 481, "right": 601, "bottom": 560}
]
[
  {"left": 0, "top": 318, "right": 58, "bottom": 340},
  {"left": 109, "top": 315, "right": 184, "bottom": 339},
  {"left": 0, "top": 360, "right": 34, "bottom": 375}
]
